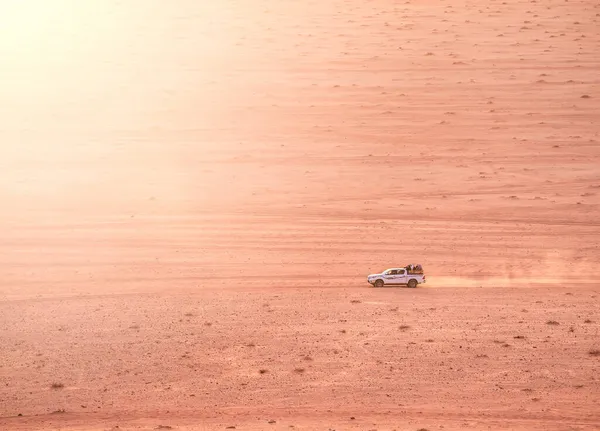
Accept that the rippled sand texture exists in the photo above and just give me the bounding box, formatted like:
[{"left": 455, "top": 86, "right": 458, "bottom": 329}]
[{"left": 1, "top": 0, "right": 599, "bottom": 429}]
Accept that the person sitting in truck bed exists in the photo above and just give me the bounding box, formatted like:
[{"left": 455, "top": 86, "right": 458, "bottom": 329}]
[{"left": 407, "top": 264, "right": 423, "bottom": 274}]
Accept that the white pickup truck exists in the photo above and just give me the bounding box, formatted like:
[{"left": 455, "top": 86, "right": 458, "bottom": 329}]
[{"left": 367, "top": 266, "right": 426, "bottom": 288}]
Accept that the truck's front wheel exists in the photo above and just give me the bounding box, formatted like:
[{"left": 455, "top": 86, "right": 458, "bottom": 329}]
[
  {"left": 407, "top": 279, "right": 418, "bottom": 288},
  {"left": 374, "top": 279, "right": 384, "bottom": 288}
]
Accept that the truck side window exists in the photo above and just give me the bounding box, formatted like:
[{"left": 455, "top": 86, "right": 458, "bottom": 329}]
[{"left": 399, "top": 270, "right": 405, "bottom": 275}]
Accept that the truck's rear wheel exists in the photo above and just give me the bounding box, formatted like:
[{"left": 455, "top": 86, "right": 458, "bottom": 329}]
[
  {"left": 374, "top": 279, "right": 384, "bottom": 288},
  {"left": 408, "top": 279, "right": 417, "bottom": 288}
]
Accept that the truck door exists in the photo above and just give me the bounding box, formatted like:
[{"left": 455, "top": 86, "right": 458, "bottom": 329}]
[
  {"left": 384, "top": 269, "right": 398, "bottom": 284},
  {"left": 397, "top": 269, "right": 408, "bottom": 285}
]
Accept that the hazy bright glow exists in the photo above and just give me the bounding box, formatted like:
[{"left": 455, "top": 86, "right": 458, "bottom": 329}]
[
  {"left": 0, "top": 1, "right": 125, "bottom": 127},
  {"left": 0, "top": 1, "right": 79, "bottom": 49},
  {"left": 0, "top": 1, "right": 236, "bottom": 126},
  {"left": 0, "top": 1, "right": 238, "bottom": 212}
]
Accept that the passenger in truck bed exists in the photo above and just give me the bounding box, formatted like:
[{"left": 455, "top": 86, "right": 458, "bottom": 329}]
[{"left": 407, "top": 264, "right": 423, "bottom": 274}]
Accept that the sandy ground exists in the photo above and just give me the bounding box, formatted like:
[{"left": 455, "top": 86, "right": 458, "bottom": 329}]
[{"left": 1, "top": 0, "right": 599, "bottom": 429}]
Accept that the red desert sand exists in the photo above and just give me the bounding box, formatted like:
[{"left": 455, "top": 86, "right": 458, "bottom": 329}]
[{"left": 0, "top": 0, "right": 599, "bottom": 430}]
